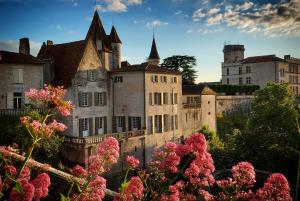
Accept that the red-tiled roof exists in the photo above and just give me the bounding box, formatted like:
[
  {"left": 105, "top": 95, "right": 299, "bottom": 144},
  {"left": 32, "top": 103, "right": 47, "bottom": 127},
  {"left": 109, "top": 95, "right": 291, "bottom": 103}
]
[
  {"left": 110, "top": 62, "right": 181, "bottom": 75},
  {"left": 242, "top": 55, "right": 283, "bottom": 64},
  {"left": 37, "top": 40, "right": 87, "bottom": 88},
  {"left": 182, "top": 85, "right": 216, "bottom": 95},
  {"left": 0, "top": 50, "right": 44, "bottom": 65}
]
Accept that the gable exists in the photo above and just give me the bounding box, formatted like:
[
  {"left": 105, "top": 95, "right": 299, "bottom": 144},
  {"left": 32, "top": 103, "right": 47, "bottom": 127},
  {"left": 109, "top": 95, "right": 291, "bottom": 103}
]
[{"left": 78, "top": 39, "right": 103, "bottom": 71}]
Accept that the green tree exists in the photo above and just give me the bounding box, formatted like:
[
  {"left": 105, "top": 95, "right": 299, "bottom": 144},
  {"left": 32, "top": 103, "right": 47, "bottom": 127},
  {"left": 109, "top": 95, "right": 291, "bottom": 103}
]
[
  {"left": 161, "top": 55, "right": 197, "bottom": 85},
  {"left": 236, "top": 82, "right": 300, "bottom": 190}
]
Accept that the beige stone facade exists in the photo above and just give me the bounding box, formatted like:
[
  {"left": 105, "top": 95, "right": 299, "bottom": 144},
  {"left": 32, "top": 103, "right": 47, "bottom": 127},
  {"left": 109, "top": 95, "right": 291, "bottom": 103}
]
[{"left": 221, "top": 45, "right": 300, "bottom": 95}]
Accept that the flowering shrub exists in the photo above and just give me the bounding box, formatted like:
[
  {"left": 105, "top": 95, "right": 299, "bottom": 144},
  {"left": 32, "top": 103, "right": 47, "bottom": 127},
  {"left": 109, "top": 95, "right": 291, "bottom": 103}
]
[{"left": 0, "top": 86, "right": 294, "bottom": 201}]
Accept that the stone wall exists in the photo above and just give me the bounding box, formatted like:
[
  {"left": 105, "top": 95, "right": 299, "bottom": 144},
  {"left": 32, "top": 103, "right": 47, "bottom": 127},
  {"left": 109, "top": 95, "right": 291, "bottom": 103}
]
[{"left": 216, "top": 95, "right": 253, "bottom": 115}]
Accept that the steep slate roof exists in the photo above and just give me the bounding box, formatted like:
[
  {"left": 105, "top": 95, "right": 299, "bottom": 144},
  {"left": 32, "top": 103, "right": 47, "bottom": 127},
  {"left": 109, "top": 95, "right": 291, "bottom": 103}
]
[
  {"left": 148, "top": 38, "right": 160, "bottom": 59},
  {"left": 110, "top": 62, "right": 181, "bottom": 75},
  {"left": 37, "top": 40, "right": 87, "bottom": 88},
  {"left": 110, "top": 26, "right": 122, "bottom": 44},
  {"left": 0, "top": 50, "right": 44, "bottom": 65},
  {"left": 242, "top": 55, "right": 283, "bottom": 64},
  {"left": 182, "top": 85, "right": 216, "bottom": 95},
  {"left": 86, "top": 11, "right": 112, "bottom": 53}
]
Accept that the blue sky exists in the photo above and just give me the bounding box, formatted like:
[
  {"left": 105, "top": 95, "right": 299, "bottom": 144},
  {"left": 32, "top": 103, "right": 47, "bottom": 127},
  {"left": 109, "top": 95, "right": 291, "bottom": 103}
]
[{"left": 0, "top": 0, "right": 299, "bottom": 82}]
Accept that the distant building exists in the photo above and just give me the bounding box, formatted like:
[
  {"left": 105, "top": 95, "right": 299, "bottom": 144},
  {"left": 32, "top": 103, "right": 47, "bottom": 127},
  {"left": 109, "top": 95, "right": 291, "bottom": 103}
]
[
  {"left": 0, "top": 38, "right": 44, "bottom": 109},
  {"left": 221, "top": 44, "right": 300, "bottom": 94}
]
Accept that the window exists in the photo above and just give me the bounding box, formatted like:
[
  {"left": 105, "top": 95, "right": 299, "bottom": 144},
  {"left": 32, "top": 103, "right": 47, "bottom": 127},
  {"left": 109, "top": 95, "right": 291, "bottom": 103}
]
[
  {"left": 174, "top": 93, "right": 178, "bottom": 104},
  {"left": 13, "top": 68, "right": 23, "bottom": 83},
  {"left": 172, "top": 77, "right": 177, "bottom": 83},
  {"left": 79, "top": 92, "right": 91, "bottom": 107},
  {"left": 79, "top": 118, "right": 91, "bottom": 137},
  {"left": 148, "top": 116, "right": 153, "bottom": 134},
  {"left": 94, "top": 92, "right": 106, "bottom": 106},
  {"left": 280, "top": 69, "right": 285, "bottom": 77},
  {"left": 114, "top": 76, "right": 123, "bottom": 83},
  {"left": 95, "top": 117, "right": 106, "bottom": 135},
  {"left": 175, "top": 115, "right": 178, "bottom": 130},
  {"left": 246, "top": 77, "right": 251, "bottom": 84},
  {"left": 161, "top": 76, "right": 167, "bottom": 83},
  {"left": 152, "top": 75, "right": 158, "bottom": 82},
  {"left": 226, "top": 78, "right": 229, "bottom": 84},
  {"left": 163, "top": 114, "right": 169, "bottom": 132},
  {"left": 88, "top": 70, "right": 96, "bottom": 81},
  {"left": 154, "top": 93, "right": 162, "bottom": 105},
  {"left": 246, "top": 66, "right": 251, "bottom": 73},
  {"left": 149, "top": 93, "right": 153, "bottom": 105},
  {"left": 115, "top": 116, "right": 125, "bottom": 132},
  {"left": 226, "top": 68, "right": 229, "bottom": 75},
  {"left": 239, "top": 77, "right": 243, "bottom": 85},
  {"left": 13, "top": 92, "right": 22, "bottom": 109},
  {"left": 155, "top": 115, "right": 162, "bottom": 133},
  {"left": 239, "top": 67, "right": 242, "bottom": 75},
  {"left": 163, "top": 93, "right": 168, "bottom": 104},
  {"left": 289, "top": 75, "right": 292, "bottom": 83},
  {"left": 129, "top": 117, "right": 141, "bottom": 130}
]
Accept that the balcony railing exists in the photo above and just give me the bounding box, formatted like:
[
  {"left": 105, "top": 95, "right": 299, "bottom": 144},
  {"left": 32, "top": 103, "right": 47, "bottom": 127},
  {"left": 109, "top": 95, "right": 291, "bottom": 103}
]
[
  {"left": 0, "top": 108, "right": 43, "bottom": 116},
  {"left": 63, "top": 130, "right": 146, "bottom": 145},
  {"left": 183, "top": 103, "right": 201, "bottom": 109}
]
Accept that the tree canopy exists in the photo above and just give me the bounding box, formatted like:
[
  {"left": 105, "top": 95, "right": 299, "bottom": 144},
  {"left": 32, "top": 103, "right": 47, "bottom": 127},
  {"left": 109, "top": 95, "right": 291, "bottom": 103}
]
[{"left": 161, "top": 55, "right": 198, "bottom": 85}]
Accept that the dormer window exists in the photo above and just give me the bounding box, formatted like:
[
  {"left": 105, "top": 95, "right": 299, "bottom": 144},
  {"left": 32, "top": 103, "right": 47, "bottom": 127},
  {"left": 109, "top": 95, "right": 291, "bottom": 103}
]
[{"left": 88, "top": 70, "right": 96, "bottom": 81}]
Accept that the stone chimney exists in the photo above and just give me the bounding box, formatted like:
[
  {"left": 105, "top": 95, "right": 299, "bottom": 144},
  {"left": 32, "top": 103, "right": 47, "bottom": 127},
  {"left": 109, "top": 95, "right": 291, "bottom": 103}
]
[
  {"left": 19, "top": 38, "right": 30, "bottom": 55},
  {"left": 47, "top": 40, "right": 53, "bottom": 46},
  {"left": 284, "top": 55, "right": 291, "bottom": 60}
]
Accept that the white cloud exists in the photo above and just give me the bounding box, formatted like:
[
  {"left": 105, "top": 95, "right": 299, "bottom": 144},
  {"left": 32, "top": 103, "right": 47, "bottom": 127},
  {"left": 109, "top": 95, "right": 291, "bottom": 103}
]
[
  {"left": 207, "top": 13, "right": 223, "bottom": 25},
  {"left": 147, "top": 7, "right": 151, "bottom": 11},
  {"left": 198, "top": 27, "right": 224, "bottom": 34},
  {"left": 207, "top": 8, "right": 220, "bottom": 16},
  {"left": 95, "top": 0, "right": 143, "bottom": 12},
  {"left": 175, "top": 10, "right": 183, "bottom": 15},
  {"left": 146, "top": 20, "right": 168, "bottom": 28},
  {"left": 192, "top": 0, "right": 300, "bottom": 37},
  {"left": 0, "top": 40, "right": 41, "bottom": 56},
  {"left": 193, "top": 8, "right": 206, "bottom": 18}
]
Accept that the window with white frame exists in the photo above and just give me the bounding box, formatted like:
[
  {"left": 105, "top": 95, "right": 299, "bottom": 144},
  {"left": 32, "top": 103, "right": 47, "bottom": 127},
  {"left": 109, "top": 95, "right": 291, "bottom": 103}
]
[
  {"left": 95, "top": 92, "right": 106, "bottom": 106},
  {"left": 13, "top": 68, "right": 24, "bottom": 84},
  {"left": 152, "top": 75, "right": 158, "bottom": 82},
  {"left": 79, "top": 118, "right": 89, "bottom": 137},
  {"left": 246, "top": 77, "right": 251, "bottom": 84},
  {"left": 13, "top": 92, "right": 22, "bottom": 109},
  {"left": 114, "top": 76, "right": 123, "bottom": 83},
  {"left": 95, "top": 117, "right": 105, "bottom": 135},
  {"left": 131, "top": 117, "right": 140, "bottom": 130},
  {"left": 172, "top": 77, "right": 177, "bottom": 83},
  {"left": 79, "top": 92, "right": 89, "bottom": 107}
]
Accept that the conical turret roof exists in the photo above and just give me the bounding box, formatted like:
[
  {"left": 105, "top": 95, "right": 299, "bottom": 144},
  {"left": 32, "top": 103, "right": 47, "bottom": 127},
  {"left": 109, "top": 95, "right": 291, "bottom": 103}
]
[
  {"left": 110, "top": 26, "right": 122, "bottom": 44},
  {"left": 149, "top": 37, "right": 160, "bottom": 59},
  {"left": 86, "top": 11, "right": 106, "bottom": 41}
]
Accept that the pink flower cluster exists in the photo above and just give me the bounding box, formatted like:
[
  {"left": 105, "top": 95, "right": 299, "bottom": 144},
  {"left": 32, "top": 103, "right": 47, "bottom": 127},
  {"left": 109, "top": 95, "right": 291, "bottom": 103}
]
[
  {"left": 232, "top": 162, "right": 256, "bottom": 187},
  {"left": 25, "top": 85, "right": 73, "bottom": 116},
  {"left": 126, "top": 156, "right": 140, "bottom": 169},
  {"left": 254, "top": 173, "right": 292, "bottom": 201},
  {"left": 2, "top": 165, "right": 50, "bottom": 201},
  {"left": 20, "top": 116, "right": 67, "bottom": 138},
  {"left": 115, "top": 176, "right": 143, "bottom": 201},
  {"left": 79, "top": 176, "right": 106, "bottom": 201},
  {"left": 72, "top": 165, "right": 87, "bottom": 178},
  {"left": 87, "top": 137, "right": 119, "bottom": 176}
]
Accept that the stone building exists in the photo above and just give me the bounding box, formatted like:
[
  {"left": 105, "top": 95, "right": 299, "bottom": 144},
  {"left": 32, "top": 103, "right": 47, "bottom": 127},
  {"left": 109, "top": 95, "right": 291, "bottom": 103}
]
[
  {"left": 0, "top": 38, "right": 44, "bottom": 110},
  {"left": 182, "top": 85, "right": 217, "bottom": 135},
  {"left": 34, "top": 11, "right": 216, "bottom": 169},
  {"left": 221, "top": 44, "right": 300, "bottom": 95}
]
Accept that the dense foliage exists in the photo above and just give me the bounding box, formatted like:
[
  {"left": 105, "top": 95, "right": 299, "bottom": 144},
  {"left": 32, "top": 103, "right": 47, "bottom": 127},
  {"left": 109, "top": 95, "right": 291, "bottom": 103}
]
[
  {"left": 208, "top": 85, "right": 260, "bottom": 95},
  {"left": 161, "top": 55, "right": 198, "bottom": 85}
]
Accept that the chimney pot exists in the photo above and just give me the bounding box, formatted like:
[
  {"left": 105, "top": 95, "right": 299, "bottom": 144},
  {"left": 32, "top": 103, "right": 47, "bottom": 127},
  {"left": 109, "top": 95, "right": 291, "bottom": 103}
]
[
  {"left": 47, "top": 40, "right": 53, "bottom": 46},
  {"left": 19, "top": 38, "right": 30, "bottom": 55}
]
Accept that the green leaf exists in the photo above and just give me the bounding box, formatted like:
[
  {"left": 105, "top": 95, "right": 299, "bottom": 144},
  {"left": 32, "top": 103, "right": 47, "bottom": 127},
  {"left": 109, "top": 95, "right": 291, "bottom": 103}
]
[
  {"left": 15, "top": 181, "right": 23, "bottom": 193},
  {"left": 60, "top": 193, "right": 70, "bottom": 201},
  {"left": 121, "top": 181, "right": 130, "bottom": 189}
]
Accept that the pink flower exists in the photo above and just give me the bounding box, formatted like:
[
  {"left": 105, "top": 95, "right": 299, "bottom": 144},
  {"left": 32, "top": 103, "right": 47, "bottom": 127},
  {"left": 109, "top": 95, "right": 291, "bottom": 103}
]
[
  {"left": 48, "top": 120, "right": 67, "bottom": 132},
  {"left": 175, "top": 144, "right": 192, "bottom": 157},
  {"left": 79, "top": 176, "right": 106, "bottom": 201},
  {"left": 160, "top": 152, "right": 180, "bottom": 173},
  {"left": 126, "top": 156, "right": 140, "bottom": 169},
  {"left": 4, "top": 165, "right": 17, "bottom": 176},
  {"left": 30, "top": 173, "right": 51, "bottom": 201},
  {"left": 87, "top": 137, "right": 119, "bottom": 176},
  {"left": 117, "top": 176, "right": 143, "bottom": 201},
  {"left": 9, "top": 180, "right": 35, "bottom": 201},
  {"left": 255, "top": 173, "right": 292, "bottom": 201},
  {"left": 72, "top": 165, "right": 87, "bottom": 178},
  {"left": 198, "top": 190, "right": 214, "bottom": 201},
  {"left": 232, "top": 162, "right": 256, "bottom": 187},
  {"left": 164, "top": 142, "right": 177, "bottom": 152}
]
